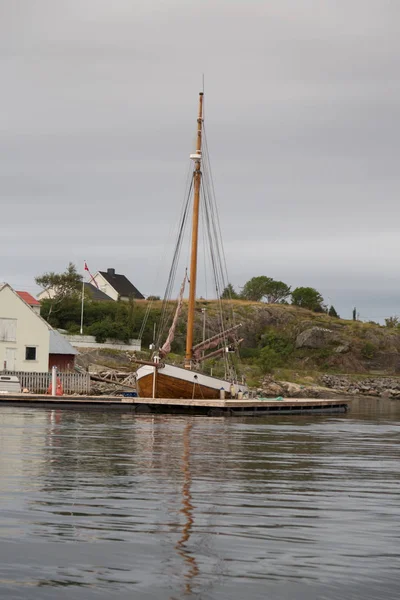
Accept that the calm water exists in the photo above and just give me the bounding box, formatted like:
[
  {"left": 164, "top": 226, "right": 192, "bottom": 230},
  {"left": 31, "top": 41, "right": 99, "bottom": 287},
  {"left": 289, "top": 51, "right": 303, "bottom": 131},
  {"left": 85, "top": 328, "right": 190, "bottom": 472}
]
[{"left": 0, "top": 399, "right": 399, "bottom": 599}]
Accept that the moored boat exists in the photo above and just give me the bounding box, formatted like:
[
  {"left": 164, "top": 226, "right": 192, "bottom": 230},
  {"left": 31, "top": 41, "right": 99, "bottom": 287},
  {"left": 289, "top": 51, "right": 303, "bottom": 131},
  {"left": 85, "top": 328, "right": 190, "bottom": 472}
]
[{"left": 136, "top": 92, "right": 248, "bottom": 400}]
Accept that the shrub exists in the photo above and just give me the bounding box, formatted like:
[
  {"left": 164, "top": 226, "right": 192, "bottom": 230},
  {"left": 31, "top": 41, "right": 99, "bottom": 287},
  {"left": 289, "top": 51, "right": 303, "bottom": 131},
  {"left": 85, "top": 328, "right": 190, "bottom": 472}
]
[
  {"left": 361, "top": 342, "right": 376, "bottom": 360},
  {"left": 258, "top": 347, "right": 282, "bottom": 373},
  {"left": 87, "top": 319, "right": 130, "bottom": 343}
]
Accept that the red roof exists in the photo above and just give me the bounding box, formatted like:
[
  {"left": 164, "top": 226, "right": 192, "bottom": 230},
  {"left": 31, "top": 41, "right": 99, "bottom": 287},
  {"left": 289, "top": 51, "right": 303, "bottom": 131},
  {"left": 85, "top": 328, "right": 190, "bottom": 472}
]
[{"left": 16, "top": 291, "right": 40, "bottom": 306}]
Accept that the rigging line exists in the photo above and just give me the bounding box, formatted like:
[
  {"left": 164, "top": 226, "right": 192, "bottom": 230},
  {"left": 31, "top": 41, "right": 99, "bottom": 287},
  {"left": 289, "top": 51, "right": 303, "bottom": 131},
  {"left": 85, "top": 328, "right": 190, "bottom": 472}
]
[
  {"left": 138, "top": 160, "right": 194, "bottom": 343},
  {"left": 203, "top": 139, "right": 240, "bottom": 380},
  {"left": 202, "top": 155, "right": 227, "bottom": 300},
  {"left": 202, "top": 127, "right": 237, "bottom": 328},
  {"left": 203, "top": 123, "right": 231, "bottom": 287},
  {"left": 202, "top": 186, "right": 229, "bottom": 352},
  {"left": 163, "top": 176, "right": 192, "bottom": 297},
  {"left": 202, "top": 139, "right": 226, "bottom": 289},
  {"left": 200, "top": 190, "right": 209, "bottom": 301},
  {"left": 202, "top": 172, "right": 239, "bottom": 381},
  {"left": 203, "top": 172, "right": 226, "bottom": 297},
  {"left": 156, "top": 174, "right": 194, "bottom": 348},
  {"left": 138, "top": 298, "right": 153, "bottom": 341}
]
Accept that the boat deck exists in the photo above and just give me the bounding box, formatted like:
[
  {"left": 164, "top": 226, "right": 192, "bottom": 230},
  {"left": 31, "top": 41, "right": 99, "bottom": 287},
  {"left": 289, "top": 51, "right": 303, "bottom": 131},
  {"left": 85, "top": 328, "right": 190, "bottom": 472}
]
[{"left": 0, "top": 393, "right": 349, "bottom": 416}]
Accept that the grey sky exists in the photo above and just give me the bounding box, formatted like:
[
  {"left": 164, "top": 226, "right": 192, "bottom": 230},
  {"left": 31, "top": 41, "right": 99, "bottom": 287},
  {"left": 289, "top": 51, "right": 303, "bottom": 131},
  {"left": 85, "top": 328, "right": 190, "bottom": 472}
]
[{"left": 1, "top": 0, "right": 399, "bottom": 322}]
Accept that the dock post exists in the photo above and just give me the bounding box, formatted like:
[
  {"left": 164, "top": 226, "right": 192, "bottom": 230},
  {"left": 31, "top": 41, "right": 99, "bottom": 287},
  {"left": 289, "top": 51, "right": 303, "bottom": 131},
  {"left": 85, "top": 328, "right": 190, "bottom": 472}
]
[{"left": 51, "top": 366, "right": 57, "bottom": 397}]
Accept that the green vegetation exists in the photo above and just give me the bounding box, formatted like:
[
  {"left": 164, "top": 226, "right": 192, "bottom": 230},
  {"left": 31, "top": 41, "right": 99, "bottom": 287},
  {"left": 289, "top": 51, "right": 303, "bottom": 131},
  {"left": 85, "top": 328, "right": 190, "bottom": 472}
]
[
  {"left": 291, "top": 287, "right": 324, "bottom": 312},
  {"left": 240, "top": 276, "right": 291, "bottom": 303},
  {"left": 38, "top": 294, "right": 400, "bottom": 385},
  {"left": 220, "top": 283, "right": 240, "bottom": 300},
  {"left": 361, "top": 342, "right": 377, "bottom": 360},
  {"left": 385, "top": 316, "right": 399, "bottom": 328},
  {"left": 328, "top": 305, "right": 339, "bottom": 318},
  {"left": 40, "top": 296, "right": 161, "bottom": 346},
  {"left": 36, "top": 265, "right": 400, "bottom": 385},
  {"left": 35, "top": 263, "right": 82, "bottom": 317}
]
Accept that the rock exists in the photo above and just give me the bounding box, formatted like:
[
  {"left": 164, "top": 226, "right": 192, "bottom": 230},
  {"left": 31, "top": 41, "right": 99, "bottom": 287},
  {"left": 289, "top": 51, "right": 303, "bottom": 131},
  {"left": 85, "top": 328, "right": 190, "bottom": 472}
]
[
  {"left": 281, "top": 382, "right": 307, "bottom": 397},
  {"left": 334, "top": 344, "right": 350, "bottom": 354},
  {"left": 295, "top": 327, "right": 340, "bottom": 349},
  {"left": 318, "top": 374, "right": 400, "bottom": 398},
  {"left": 263, "top": 382, "right": 284, "bottom": 396},
  {"left": 261, "top": 376, "right": 284, "bottom": 396}
]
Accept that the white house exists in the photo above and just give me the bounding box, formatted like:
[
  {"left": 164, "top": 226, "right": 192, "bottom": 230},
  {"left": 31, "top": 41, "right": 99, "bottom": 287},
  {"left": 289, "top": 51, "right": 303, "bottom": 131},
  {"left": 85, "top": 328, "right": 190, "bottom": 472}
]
[
  {"left": 16, "top": 291, "right": 41, "bottom": 315},
  {"left": 37, "top": 282, "right": 112, "bottom": 302},
  {"left": 0, "top": 283, "right": 77, "bottom": 372},
  {"left": 91, "top": 268, "right": 145, "bottom": 301}
]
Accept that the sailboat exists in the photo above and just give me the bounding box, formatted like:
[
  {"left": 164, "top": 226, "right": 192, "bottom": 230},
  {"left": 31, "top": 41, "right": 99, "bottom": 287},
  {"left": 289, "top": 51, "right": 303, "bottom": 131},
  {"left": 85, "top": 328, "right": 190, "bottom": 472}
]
[{"left": 136, "top": 92, "right": 248, "bottom": 400}]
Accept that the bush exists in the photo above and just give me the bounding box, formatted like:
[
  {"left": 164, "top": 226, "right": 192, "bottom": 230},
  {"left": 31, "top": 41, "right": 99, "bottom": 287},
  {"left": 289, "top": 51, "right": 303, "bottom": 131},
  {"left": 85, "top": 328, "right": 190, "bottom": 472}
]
[
  {"left": 240, "top": 347, "right": 260, "bottom": 359},
  {"left": 291, "top": 287, "right": 324, "bottom": 312},
  {"left": 259, "top": 330, "right": 294, "bottom": 357},
  {"left": 258, "top": 347, "right": 282, "bottom": 373},
  {"left": 361, "top": 342, "right": 376, "bottom": 360},
  {"left": 87, "top": 319, "right": 131, "bottom": 343},
  {"left": 257, "top": 330, "right": 295, "bottom": 373},
  {"left": 385, "top": 316, "right": 399, "bottom": 328}
]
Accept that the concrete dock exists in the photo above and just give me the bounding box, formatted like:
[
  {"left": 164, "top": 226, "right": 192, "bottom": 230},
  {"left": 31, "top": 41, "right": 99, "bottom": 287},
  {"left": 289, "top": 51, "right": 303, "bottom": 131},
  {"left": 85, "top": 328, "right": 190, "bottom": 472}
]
[{"left": 0, "top": 393, "right": 349, "bottom": 416}]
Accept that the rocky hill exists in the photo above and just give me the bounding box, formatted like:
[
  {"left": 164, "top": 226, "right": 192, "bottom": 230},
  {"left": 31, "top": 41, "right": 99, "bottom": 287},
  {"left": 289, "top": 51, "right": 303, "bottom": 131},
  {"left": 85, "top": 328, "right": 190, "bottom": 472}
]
[
  {"left": 190, "top": 300, "right": 400, "bottom": 377},
  {"left": 73, "top": 300, "right": 400, "bottom": 393}
]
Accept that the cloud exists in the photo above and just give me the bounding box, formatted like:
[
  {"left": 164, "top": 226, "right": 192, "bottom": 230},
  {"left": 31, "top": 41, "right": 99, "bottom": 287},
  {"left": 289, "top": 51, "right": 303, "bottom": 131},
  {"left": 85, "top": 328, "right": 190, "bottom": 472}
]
[{"left": 1, "top": 1, "right": 399, "bottom": 322}]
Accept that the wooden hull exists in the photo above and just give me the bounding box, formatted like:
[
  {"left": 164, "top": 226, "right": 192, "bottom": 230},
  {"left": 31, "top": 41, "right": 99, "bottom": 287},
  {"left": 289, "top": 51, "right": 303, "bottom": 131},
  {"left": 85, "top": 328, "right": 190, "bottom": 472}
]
[{"left": 136, "top": 363, "right": 247, "bottom": 400}]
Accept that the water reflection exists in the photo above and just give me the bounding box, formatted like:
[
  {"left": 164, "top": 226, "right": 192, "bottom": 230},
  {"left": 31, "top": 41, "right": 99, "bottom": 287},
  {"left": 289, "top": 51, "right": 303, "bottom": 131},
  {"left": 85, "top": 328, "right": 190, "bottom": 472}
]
[
  {"left": 0, "top": 401, "right": 399, "bottom": 599},
  {"left": 174, "top": 422, "right": 199, "bottom": 596}
]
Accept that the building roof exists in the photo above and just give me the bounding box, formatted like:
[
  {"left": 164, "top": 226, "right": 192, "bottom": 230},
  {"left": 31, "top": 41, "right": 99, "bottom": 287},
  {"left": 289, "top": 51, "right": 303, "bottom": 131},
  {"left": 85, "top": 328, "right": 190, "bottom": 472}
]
[
  {"left": 16, "top": 291, "right": 40, "bottom": 306},
  {"left": 99, "top": 269, "right": 144, "bottom": 299},
  {"left": 84, "top": 282, "right": 112, "bottom": 301},
  {"left": 49, "top": 330, "right": 78, "bottom": 355}
]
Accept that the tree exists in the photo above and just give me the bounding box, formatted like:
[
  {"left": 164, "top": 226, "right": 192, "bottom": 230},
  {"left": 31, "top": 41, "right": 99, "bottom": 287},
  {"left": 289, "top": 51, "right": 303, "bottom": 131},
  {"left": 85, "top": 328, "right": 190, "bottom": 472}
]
[
  {"left": 328, "top": 305, "right": 339, "bottom": 318},
  {"left": 291, "top": 287, "right": 324, "bottom": 312},
  {"left": 241, "top": 276, "right": 291, "bottom": 303},
  {"left": 264, "top": 280, "right": 291, "bottom": 303},
  {"left": 385, "top": 316, "right": 399, "bottom": 328},
  {"left": 220, "top": 283, "right": 239, "bottom": 300},
  {"left": 35, "top": 262, "right": 82, "bottom": 318}
]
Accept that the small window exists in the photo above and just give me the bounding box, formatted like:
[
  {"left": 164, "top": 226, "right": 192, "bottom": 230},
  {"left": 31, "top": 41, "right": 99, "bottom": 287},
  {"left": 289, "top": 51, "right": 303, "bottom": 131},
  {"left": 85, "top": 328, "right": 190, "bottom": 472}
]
[{"left": 25, "top": 347, "right": 37, "bottom": 361}]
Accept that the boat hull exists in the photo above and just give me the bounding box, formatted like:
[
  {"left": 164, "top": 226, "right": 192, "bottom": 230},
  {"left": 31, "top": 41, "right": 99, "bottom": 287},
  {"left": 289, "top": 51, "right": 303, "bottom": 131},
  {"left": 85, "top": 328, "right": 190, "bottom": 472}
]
[{"left": 136, "top": 363, "right": 247, "bottom": 400}]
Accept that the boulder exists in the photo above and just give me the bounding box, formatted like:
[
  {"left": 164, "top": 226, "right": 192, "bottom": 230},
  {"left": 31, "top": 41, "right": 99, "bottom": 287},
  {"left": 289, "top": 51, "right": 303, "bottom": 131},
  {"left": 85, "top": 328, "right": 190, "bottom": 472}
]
[
  {"left": 281, "top": 382, "right": 308, "bottom": 397},
  {"left": 334, "top": 344, "right": 350, "bottom": 354},
  {"left": 261, "top": 376, "right": 284, "bottom": 397},
  {"left": 295, "top": 327, "right": 340, "bottom": 349}
]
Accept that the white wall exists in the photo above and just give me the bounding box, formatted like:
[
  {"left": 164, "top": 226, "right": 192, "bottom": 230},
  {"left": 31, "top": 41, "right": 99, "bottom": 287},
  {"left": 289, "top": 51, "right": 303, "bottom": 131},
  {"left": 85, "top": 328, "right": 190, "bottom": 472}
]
[
  {"left": 37, "top": 288, "right": 56, "bottom": 300},
  {"left": 0, "top": 286, "right": 50, "bottom": 372},
  {"left": 92, "top": 273, "right": 118, "bottom": 301},
  {"left": 64, "top": 334, "right": 141, "bottom": 352}
]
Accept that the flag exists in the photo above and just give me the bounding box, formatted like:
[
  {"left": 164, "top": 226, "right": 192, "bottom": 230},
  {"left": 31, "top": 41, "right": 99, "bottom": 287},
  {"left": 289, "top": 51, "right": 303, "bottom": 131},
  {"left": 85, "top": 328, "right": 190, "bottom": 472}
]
[{"left": 83, "top": 261, "right": 99, "bottom": 288}]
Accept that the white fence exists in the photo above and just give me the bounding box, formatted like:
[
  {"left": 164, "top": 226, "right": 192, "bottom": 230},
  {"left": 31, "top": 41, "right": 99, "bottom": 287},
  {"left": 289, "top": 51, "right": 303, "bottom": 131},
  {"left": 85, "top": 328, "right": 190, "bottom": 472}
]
[
  {"left": 63, "top": 335, "right": 141, "bottom": 352},
  {"left": 3, "top": 370, "right": 91, "bottom": 394}
]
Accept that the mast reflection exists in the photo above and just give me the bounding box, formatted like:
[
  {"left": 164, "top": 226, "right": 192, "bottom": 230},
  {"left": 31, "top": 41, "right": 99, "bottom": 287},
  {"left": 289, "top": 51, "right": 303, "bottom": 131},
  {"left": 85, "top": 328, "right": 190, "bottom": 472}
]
[{"left": 174, "top": 422, "right": 199, "bottom": 595}]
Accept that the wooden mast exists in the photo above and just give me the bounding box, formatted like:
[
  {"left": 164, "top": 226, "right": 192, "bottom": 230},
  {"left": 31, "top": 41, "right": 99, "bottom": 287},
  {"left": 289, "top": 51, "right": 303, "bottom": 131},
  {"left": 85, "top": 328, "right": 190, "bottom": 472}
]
[{"left": 185, "top": 92, "right": 204, "bottom": 369}]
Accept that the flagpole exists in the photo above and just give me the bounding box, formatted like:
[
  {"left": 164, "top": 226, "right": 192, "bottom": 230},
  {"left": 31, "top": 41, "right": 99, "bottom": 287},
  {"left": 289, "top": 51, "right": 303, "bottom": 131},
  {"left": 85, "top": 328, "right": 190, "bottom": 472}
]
[{"left": 80, "top": 264, "right": 85, "bottom": 335}]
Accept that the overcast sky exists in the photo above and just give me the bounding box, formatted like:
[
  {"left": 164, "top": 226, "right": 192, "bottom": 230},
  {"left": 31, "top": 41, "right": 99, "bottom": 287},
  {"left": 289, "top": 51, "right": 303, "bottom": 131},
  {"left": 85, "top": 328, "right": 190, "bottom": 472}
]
[{"left": 1, "top": 0, "right": 399, "bottom": 322}]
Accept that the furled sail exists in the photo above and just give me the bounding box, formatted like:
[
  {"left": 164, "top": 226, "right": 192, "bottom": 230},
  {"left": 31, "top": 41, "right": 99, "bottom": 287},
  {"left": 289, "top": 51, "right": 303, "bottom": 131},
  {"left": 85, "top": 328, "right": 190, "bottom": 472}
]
[
  {"left": 192, "top": 323, "right": 242, "bottom": 361},
  {"left": 159, "top": 274, "right": 187, "bottom": 359}
]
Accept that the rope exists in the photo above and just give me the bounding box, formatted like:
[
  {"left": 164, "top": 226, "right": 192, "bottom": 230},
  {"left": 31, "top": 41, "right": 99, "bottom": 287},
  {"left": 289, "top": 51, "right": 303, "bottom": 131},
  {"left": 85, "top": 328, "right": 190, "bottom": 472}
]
[{"left": 156, "top": 175, "right": 194, "bottom": 349}]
